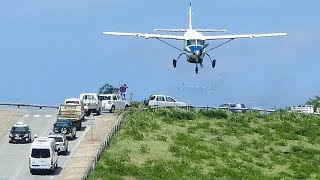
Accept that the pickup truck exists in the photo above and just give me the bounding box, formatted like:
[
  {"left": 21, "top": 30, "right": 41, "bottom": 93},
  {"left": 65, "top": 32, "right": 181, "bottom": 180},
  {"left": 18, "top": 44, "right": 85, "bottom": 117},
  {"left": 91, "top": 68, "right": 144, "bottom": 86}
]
[
  {"left": 290, "top": 105, "right": 314, "bottom": 114},
  {"left": 80, "top": 93, "right": 102, "bottom": 116},
  {"left": 99, "top": 93, "right": 130, "bottom": 113},
  {"left": 57, "top": 104, "right": 84, "bottom": 130},
  {"left": 144, "top": 95, "right": 188, "bottom": 108}
]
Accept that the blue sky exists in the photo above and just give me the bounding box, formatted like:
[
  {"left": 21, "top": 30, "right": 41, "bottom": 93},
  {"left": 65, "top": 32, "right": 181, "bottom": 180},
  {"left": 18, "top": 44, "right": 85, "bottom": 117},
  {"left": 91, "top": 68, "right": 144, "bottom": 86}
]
[{"left": 0, "top": 0, "right": 319, "bottom": 108}]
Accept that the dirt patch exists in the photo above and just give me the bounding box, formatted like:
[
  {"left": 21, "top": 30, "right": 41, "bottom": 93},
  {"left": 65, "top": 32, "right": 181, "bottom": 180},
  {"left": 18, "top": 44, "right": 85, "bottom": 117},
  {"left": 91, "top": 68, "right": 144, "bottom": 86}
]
[{"left": 0, "top": 108, "right": 28, "bottom": 143}]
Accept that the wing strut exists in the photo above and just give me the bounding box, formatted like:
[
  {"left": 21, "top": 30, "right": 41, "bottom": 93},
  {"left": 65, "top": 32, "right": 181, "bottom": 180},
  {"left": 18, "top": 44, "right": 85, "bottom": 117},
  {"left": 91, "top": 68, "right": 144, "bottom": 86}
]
[
  {"left": 157, "top": 38, "right": 184, "bottom": 52},
  {"left": 207, "top": 39, "right": 235, "bottom": 53}
]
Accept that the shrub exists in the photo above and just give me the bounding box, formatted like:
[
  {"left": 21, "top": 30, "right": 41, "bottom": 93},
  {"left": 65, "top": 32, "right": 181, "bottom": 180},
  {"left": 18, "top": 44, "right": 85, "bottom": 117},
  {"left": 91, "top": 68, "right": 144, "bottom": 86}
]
[
  {"left": 198, "top": 109, "right": 228, "bottom": 119},
  {"left": 155, "top": 108, "right": 195, "bottom": 123}
]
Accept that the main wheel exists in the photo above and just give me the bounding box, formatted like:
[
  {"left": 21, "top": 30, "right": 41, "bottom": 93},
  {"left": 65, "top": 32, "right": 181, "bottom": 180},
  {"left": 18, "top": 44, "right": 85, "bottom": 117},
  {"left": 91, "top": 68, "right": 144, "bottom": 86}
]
[
  {"left": 195, "top": 67, "right": 199, "bottom": 74},
  {"left": 173, "top": 59, "right": 177, "bottom": 68},
  {"left": 212, "top": 59, "right": 216, "bottom": 68}
]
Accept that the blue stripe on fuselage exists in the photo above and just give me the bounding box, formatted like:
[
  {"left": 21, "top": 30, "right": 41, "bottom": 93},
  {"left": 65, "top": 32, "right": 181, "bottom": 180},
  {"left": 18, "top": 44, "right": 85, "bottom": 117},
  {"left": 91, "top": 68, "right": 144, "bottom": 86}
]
[{"left": 188, "top": 45, "right": 203, "bottom": 52}]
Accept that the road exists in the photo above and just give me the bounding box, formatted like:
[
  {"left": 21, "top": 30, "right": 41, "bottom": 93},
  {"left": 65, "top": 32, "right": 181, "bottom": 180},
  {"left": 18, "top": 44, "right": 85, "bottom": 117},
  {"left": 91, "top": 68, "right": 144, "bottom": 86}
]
[{"left": 0, "top": 108, "right": 90, "bottom": 180}]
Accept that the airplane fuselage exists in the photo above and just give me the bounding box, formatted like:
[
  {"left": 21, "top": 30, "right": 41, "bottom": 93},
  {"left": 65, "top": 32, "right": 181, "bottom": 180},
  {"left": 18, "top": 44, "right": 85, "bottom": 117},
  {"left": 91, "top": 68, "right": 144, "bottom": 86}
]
[
  {"left": 185, "top": 44, "right": 205, "bottom": 64},
  {"left": 183, "top": 30, "right": 206, "bottom": 64}
]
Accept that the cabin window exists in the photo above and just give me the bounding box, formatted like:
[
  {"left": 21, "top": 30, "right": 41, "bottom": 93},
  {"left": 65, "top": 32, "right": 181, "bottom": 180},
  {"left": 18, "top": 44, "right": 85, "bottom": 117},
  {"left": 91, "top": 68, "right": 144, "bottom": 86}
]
[
  {"left": 198, "top": 40, "right": 205, "bottom": 45},
  {"left": 186, "top": 40, "right": 196, "bottom": 46}
]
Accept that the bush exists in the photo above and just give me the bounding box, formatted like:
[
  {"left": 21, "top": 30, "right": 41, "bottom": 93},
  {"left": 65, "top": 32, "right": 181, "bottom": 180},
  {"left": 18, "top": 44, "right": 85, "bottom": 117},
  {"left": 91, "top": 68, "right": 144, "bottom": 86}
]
[
  {"left": 155, "top": 108, "right": 196, "bottom": 123},
  {"left": 198, "top": 110, "right": 228, "bottom": 119}
]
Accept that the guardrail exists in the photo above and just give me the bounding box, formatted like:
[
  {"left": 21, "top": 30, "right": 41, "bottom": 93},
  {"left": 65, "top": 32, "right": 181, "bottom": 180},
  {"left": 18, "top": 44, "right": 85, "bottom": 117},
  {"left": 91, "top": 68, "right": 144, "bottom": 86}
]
[
  {"left": 148, "top": 105, "right": 276, "bottom": 113},
  {"left": 0, "top": 102, "right": 58, "bottom": 109},
  {"left": 82, "top": 113, "right": 124, "bottom": 180}
]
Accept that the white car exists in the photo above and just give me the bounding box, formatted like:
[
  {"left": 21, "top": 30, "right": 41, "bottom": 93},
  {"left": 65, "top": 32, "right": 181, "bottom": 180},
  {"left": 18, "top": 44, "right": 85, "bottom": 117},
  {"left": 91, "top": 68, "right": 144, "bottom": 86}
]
[
  {"left": 144, "top": 95, "right": 188, "bottom": 107},
  {"left": 219, "top": 103, "right": 247, "bottom": 113},
  {"left": 48, "top": 133, "right": 68, "bottom": 155},
  {"left": 99, "top": 94, "right": 130, "bottom": 113}
]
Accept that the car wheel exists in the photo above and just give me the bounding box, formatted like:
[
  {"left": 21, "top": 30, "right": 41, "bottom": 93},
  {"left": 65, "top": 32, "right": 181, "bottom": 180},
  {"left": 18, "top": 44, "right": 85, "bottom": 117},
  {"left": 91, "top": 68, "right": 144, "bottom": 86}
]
[
  {"left": 110, "top": 106, "right": 115, "bottom": 113},
  {"left": 97, "top": 108, "right": 101, "bottom": 115},
  {"left": 30, "top": 169, "right": 33, "bottom": 174},
  {"left": 73, "top": 131, "right": 76, "bottom": 139}
]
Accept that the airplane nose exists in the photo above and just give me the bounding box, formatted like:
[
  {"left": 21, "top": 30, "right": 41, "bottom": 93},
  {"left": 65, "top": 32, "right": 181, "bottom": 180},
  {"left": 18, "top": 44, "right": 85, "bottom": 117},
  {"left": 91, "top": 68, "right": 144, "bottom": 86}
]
[{"left": 195, "top": 50, "right": 200, "bottom": 56}]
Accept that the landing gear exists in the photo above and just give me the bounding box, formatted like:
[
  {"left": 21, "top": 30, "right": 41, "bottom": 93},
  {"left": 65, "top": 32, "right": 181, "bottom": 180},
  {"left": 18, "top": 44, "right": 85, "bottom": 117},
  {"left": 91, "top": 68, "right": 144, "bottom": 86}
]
[
  {"left": 173, "top": 59, "right": 177, "bottom": 68},
  {"left": 195, "top": 64, "right": 199, "bottom": 74},
  {"left": 212, "top": 59, "right": 216, "bottom": 68},
  {"left": 205, "top": 53, "right": 216, "bottom": 69},
  {"left": 172, "top": 53, "right": 186, "bottom": 68}
]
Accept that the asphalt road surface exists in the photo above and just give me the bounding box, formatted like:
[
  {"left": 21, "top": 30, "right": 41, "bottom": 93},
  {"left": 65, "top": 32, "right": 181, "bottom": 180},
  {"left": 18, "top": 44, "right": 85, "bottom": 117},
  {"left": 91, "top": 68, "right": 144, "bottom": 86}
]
[{"left": 0, "top": 108, "right": 90, "bottom": 180}]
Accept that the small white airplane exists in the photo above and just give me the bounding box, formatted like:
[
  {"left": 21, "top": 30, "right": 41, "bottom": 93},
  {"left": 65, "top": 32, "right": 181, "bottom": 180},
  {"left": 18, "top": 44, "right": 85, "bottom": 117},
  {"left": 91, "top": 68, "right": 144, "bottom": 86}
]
[{"left": 103, "top": 3, "right": 287, "bottom": 74}]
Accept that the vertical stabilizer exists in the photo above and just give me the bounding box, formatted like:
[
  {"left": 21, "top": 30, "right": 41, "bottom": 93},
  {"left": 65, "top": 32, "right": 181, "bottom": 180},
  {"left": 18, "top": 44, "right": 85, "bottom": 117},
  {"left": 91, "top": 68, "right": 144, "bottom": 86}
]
[{"left": 188, "top": 2, "right": 193, "bottom": 30}]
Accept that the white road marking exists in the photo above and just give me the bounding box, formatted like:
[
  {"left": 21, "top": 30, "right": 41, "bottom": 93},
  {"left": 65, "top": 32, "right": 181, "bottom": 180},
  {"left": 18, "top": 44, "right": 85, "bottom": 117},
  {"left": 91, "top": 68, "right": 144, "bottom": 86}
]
[
  {"left": 24, "top": 115, "right": 29, "bottom": 117},
  {"left": 45, "top": 115, "right": 52, "bottom": 118},
  {"left": 33, "top": 115, "right": 40, "bottom": 118}
]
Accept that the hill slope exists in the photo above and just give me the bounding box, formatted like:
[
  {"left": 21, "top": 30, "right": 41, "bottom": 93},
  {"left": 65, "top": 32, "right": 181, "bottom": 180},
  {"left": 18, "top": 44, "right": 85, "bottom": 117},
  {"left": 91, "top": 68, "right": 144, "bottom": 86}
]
[{"left": 89, "top": 109, "right": 320, "bottom": 179}]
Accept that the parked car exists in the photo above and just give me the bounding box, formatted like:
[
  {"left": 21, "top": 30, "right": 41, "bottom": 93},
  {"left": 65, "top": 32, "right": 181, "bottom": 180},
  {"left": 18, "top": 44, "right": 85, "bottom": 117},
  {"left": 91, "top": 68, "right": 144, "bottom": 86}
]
[
  {"left": 144, "top": 95, "right": 188, "bottom": 108},
  {"left": 53, "top": 119, "right": 76, "bottom": 140},
  {"left": 219, "top": 103, "right": 247, "bottom": 113},
  {"left": 48, "top": 133, "right": 68, "bottom": 155},
  {"left": 8, "top": 122, "right": 32, "bottom": 143},
  {"left": 99, "top": 93, "right": 130, "bottom": 113}
]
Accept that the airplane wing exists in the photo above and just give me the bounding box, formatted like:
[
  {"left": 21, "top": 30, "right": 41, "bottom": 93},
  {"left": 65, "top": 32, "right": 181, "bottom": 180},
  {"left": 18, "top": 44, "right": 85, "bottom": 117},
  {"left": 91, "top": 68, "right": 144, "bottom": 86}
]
[
  {"left": 204, "top": 33, "right": 287, "bottom": 40},
  {"left": 103, "top": 32, "right": 186, "bottom": 40}
]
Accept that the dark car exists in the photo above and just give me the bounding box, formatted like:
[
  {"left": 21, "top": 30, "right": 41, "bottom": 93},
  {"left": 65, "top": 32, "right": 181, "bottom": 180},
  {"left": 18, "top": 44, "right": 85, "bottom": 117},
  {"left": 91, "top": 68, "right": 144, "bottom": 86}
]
[
  {"left": 8, "top": 122, "right": 32, "bottom": 143},
  {"left": 53, "top": 119, "right": 76, "bottom": 140}
]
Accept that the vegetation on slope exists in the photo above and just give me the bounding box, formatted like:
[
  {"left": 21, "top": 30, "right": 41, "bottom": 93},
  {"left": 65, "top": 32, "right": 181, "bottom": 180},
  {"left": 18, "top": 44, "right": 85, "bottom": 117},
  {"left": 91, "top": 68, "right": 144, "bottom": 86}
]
[{"left": 89, "top": 108, "right": 320, "bottom": 179}]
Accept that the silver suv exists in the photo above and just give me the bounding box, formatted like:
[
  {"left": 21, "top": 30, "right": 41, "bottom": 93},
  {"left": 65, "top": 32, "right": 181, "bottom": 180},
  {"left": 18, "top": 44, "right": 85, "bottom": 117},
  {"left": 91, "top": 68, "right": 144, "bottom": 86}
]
[
  {"left": 219, "top": 103, "right": 247, "bottom": 113},
  {"left": 48, "top": 133, "right": 68, "bottom": 155}
]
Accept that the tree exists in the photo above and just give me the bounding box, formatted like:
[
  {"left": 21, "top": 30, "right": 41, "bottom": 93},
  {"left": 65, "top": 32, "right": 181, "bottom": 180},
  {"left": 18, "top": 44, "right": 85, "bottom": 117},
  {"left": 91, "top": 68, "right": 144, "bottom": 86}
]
[
  {"left": 98, "top": 83, "right": 119, "bottom": 94},
  {"left": 306, "top": 95, "right": 320, "bottom": 111}
]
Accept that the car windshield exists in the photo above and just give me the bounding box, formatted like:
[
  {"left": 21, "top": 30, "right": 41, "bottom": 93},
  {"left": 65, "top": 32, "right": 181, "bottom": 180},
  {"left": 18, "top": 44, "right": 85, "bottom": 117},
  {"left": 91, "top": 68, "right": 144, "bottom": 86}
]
[
  {"left": 49, "top": 137, "right": 63, "bottom": 142},
  {"left": 11, "top": 127, "right": 28, "bottom": 133},
  {"left": 31, "top": 149, "right": 50, "bottom": 158},
  {"left": 55, "top": 120, "right": 70, "bottom": 127}
]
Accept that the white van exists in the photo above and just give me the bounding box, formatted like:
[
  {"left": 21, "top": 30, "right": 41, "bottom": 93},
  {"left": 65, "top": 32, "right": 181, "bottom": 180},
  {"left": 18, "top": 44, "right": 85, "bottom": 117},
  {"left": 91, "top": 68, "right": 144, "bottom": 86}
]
[{"left": 29, "top": 137, "right": 58, "bottom": 174}]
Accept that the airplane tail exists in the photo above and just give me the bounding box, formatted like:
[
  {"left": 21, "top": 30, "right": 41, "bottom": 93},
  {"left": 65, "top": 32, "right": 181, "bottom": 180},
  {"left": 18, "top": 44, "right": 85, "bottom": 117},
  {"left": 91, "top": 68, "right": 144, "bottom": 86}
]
[
  {"left": 188, "top": 2, "right": 192, "bottom": 30},
  {"left": 154, "top": 3, "right": 227, "bottom": 33}
]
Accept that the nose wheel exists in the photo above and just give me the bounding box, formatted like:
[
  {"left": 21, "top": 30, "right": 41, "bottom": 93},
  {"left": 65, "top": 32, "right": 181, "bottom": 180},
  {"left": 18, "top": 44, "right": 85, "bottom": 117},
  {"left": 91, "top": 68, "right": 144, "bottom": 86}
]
[{"left": 195, "top": 64, "right": 199, "bottom": 74}]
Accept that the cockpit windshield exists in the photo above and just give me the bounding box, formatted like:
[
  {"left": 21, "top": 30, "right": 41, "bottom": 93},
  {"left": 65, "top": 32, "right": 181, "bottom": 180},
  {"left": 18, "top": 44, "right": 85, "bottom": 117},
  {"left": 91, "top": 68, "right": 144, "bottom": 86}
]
[{"left": 186, "top": 39, "right": 205, "bottom": 46}]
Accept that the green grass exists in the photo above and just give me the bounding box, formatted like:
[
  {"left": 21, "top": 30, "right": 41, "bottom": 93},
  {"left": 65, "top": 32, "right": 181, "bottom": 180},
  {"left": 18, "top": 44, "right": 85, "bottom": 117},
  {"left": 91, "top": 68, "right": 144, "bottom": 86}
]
[{"left": 89, "top": 109, "right": 320, "bottom": 179}]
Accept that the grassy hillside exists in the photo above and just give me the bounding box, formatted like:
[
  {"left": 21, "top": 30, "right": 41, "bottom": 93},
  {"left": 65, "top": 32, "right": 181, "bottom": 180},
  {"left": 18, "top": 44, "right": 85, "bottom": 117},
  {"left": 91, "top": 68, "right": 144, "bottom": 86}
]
[{"left": 89, "top": 108, "right": 320, "bottom": 179}]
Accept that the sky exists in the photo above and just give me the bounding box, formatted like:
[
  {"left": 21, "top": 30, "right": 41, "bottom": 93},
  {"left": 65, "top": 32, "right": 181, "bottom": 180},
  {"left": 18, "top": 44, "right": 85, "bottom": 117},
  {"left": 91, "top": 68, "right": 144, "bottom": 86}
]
[{"left": 0, "top": 0, "right": 319, "bottom": 108}]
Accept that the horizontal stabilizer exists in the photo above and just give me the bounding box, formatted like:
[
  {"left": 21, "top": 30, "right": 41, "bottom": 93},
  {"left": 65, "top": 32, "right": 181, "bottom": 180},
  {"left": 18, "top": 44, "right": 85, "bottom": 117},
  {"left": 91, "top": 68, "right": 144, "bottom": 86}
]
[
  {"left": 154, "top": 29, "right": 189, "bottom": 32},
  {"left": 154, "top": 29, "right": 227, "bottom": 32},
  {"left": 195, "top": 29, "right": 227, "bottom": 32}
]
